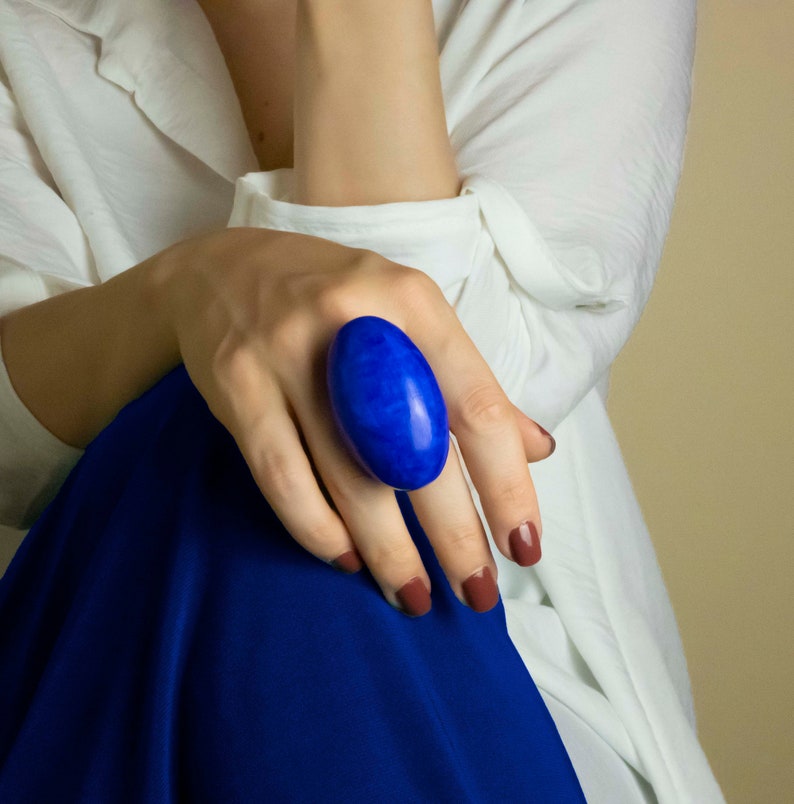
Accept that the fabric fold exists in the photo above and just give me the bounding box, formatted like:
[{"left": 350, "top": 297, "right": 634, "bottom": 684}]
[{"left": 459, "top": 173, "right": 629, "bottom": 312}]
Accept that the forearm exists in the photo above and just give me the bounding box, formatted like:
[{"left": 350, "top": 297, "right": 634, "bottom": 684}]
[
  {"left": 0, "top": 259, "right": 179, "bottom": 449},
  {"left": 293, "top": 0, "right": 460, "bottom": 205}
]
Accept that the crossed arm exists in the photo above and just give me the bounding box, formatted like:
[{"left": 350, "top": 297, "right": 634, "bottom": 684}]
[{"left": 200, "top": 0, "right": 461, "bottom": 204}]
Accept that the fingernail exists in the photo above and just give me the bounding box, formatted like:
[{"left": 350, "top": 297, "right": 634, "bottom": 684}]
[
  {"left": 509, "top": 521, "right": 542, "bottom": 566},
  {"left": 461, "top": 566, "right": 500, "bottom": 613},
  {"left": 331, "top": 549, "right": 364, "bottom": 574},
  {"left": 536, "top": 423, "right": 556, "bottom": 456},
  {"left": 395, "top": 577, "right": 432, "bottom": 617}
]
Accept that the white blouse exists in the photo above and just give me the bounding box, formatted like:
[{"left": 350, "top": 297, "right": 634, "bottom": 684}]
[{"left": 0, "top": 0, "right": 724, "bottom": 801}]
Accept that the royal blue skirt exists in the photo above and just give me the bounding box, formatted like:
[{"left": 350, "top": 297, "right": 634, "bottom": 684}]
[{"left": 0, "top": 364, "right": 585, "bottom": 803}]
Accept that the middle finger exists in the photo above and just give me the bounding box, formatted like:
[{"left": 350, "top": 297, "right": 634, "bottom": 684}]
[{"left": 407, "top": 435, "right": 501, "bottom": 613}]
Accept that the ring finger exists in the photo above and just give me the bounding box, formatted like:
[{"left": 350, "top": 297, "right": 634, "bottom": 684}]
[{"left": 279, "top": 361, "right": 435, "bottom": 617}]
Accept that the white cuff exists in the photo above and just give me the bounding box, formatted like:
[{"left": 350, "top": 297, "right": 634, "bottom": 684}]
[{"left": 229, "top": 168, "right": 482, "bottom": 304}]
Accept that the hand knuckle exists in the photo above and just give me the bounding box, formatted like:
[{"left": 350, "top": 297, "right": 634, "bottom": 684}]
[
  {"left": 211, "top": 337, "right": 256, "bottom": 388},
  {"left": 456, "top": 384, "right": 511, "bottom": 432},
  {"left": 324, "top": 467, "right": 375, "bottom": 509},
  {"left": 303, "top": 516, "right": 344, "bottom": 550},
  {"left": 354, "top": 248, "right": 389, "bottom": 274},
  {"left": 441, "top": 521, "right": 485, "bottom": 550},
  {"left": 368, "top": 538, "right": 416, "bottom": 570},
  {"left": 389, "top": 266, "right": 439, "bottom": 317},
  {"left": 495, "top": 475, "right": 532, "bottom": 508},
  {"left": 315, "top": 280, "right": 359, "bottom": 323},
  {"left": 268, "top": 312, "right": 312, "bottom": 362},
  {"left": 257, "top": 447, "right": 303, "bottom": 503}
]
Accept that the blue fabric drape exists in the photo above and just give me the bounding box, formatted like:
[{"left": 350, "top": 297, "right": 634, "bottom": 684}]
[{"left": 0, "top": 364, "right": 585, "bottom": 803}]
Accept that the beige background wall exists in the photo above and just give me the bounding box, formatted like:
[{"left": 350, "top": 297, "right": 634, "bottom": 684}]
[{"left": 607, "top": 1, "right": 793, "bottom": 801}]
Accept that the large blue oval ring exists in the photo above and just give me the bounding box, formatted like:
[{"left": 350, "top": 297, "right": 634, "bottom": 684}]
[{"left": 326, "top": 316, "right": 449, "bottom": 491}]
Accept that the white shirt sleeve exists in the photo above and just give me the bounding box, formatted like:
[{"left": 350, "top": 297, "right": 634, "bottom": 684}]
[
  {"left": 229, "top": 0, "right": 696, "bottom": 433},
  {"left": 0, "top": 65, "right": 92, "bottom": 528}
]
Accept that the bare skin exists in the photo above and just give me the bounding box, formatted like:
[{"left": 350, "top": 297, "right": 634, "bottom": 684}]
[
  {"left": 198, "top": 0, "right": 461, "bottom": 202},
  {"left": 196, "top": 0, "right": 297, "bottom": 171},
  {"left": 0, "top": 1, "right": 552, "bottom": 616}
]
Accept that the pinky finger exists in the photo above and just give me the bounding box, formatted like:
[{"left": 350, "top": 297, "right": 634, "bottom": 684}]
[{"left": 511, "top": 403, "right": 556, "bottom": 463}]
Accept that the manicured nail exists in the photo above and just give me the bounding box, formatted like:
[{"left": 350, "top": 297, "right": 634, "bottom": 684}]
[
  {"left": 461, "top": 566, "right": 500, "bottom": 613},
  {"left": 331, "top": 549, "right": 364, "bottom": 574},
  {"left": 536, "top": 423, "right": 556, "bottom": 456},
  {"left": 395, "top": 577, "right": 432, "bottom": 617},
  {"left": 509, "top": 521, "right": 542, "bottom": 566}
]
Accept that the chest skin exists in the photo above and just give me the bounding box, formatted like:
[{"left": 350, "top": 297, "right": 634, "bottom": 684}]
[{"left": 197, "top": 1, "right": 296, "bottom": 172}]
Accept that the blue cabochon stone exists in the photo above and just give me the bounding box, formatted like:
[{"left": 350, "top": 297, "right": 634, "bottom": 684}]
[{"left": 327, "top": 316, "right": 449, "bottom": 491}]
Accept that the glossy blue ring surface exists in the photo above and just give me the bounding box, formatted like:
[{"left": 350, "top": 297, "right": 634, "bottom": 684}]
[{"left": 327, "top": 316, "right": 449, "bottom": 490}]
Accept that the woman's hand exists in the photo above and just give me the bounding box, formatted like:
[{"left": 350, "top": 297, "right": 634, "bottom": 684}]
[{"left": 147, "top": 226, "right": 553, "bottom": 616}]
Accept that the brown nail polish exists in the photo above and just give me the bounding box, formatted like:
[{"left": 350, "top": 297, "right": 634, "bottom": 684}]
[
  {"left": 461, "top": 566, "right": 500, "bottom": 613},
  {"left": 509, "top": 521, "right": 542, "bottom": 567},
  {"left": 395, "top": 577, "right": 432, "bottom": 617},
  {"left": 331, "top": 549, "right": 364, "bottom": 574},
  {"left": 536, "top": 423, "right": 556, "bottom": 456}
]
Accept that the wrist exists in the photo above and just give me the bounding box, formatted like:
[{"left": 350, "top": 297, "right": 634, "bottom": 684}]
[
  {"left": 297, "top": 0, "right": 437, "bottom": 63},
  {"left": 136, "top": 244, "right": 188, "bottom": 371}
]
